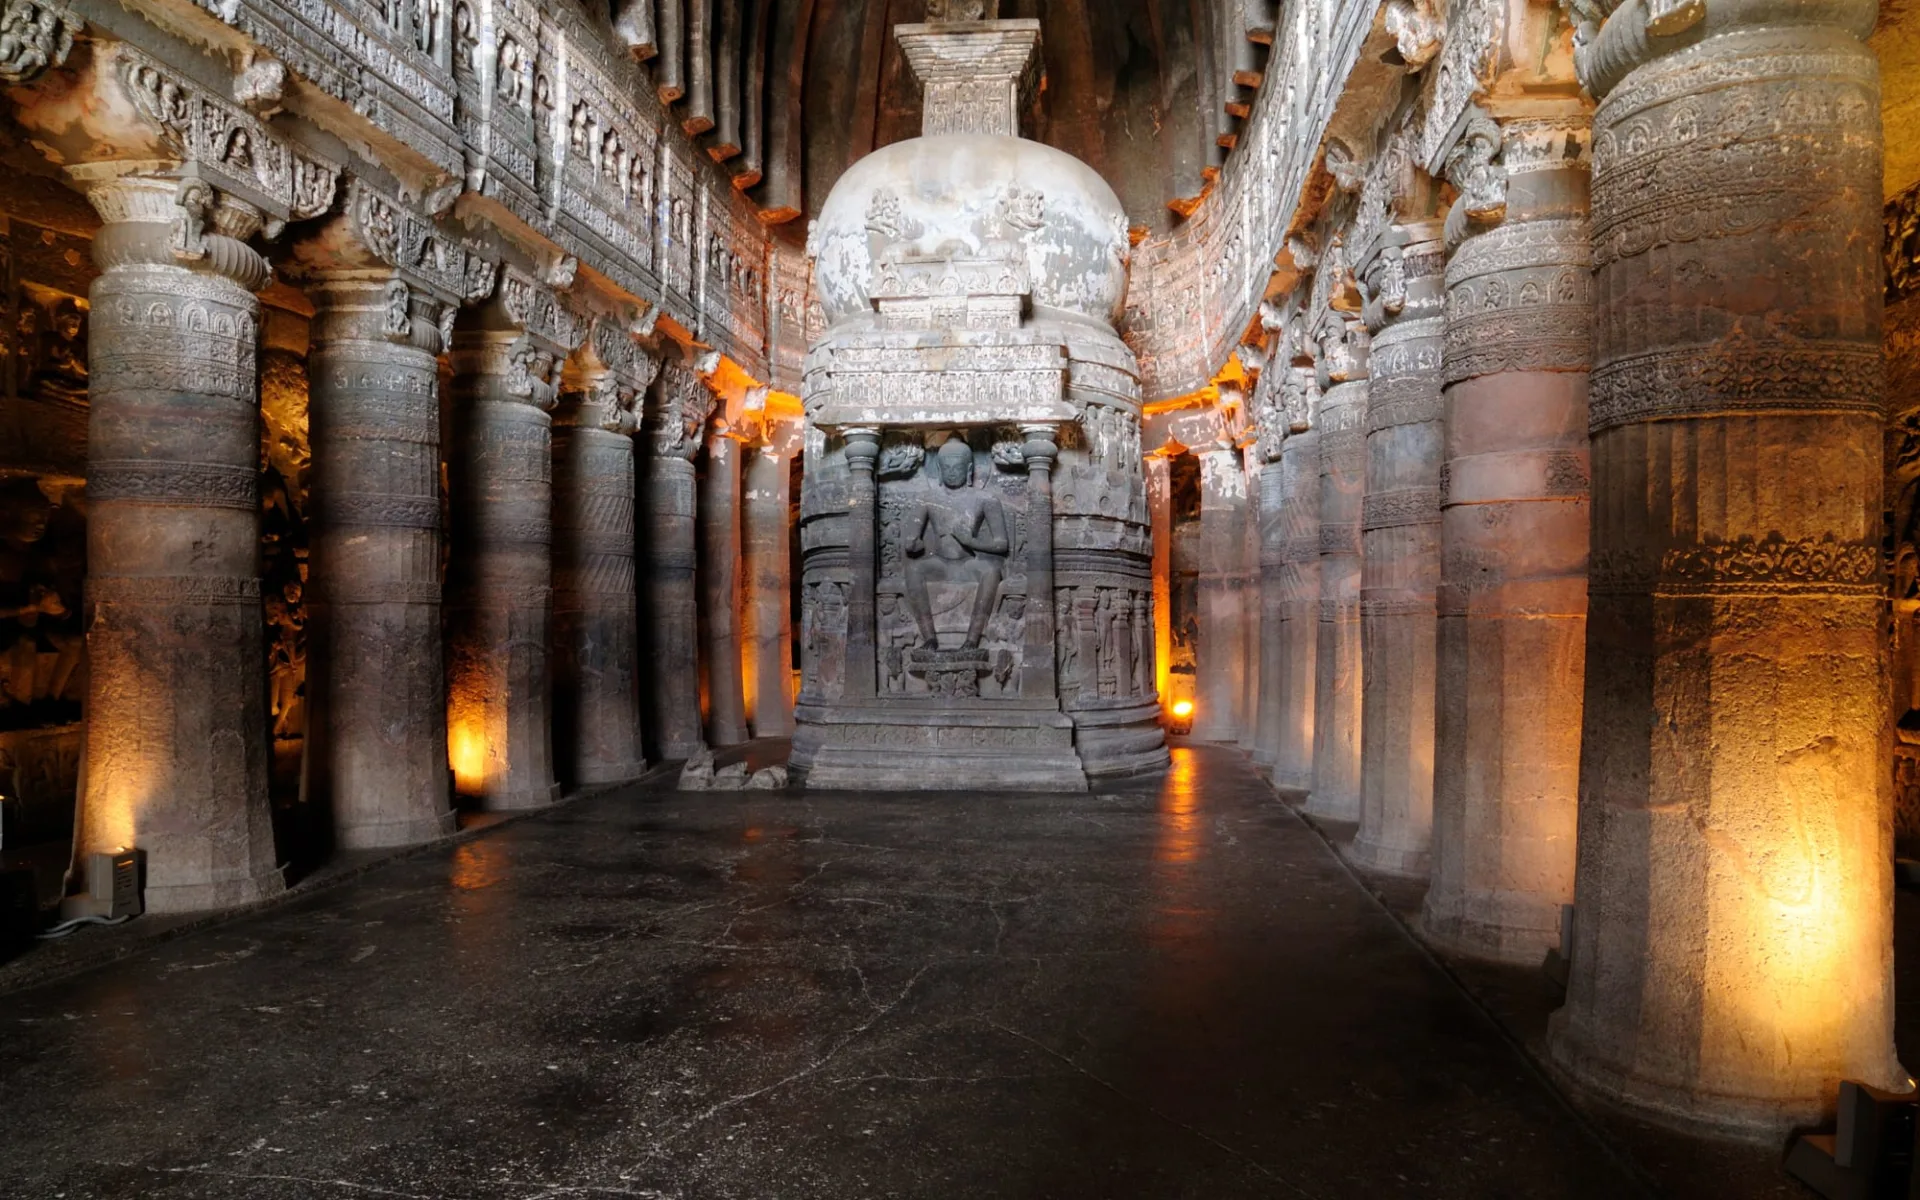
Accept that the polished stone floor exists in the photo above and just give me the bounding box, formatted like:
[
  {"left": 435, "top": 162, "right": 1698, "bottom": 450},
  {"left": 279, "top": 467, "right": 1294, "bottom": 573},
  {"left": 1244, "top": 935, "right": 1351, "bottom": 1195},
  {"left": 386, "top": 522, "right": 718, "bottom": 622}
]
[{"left": 0, "top": 744, "right": 1747, "bottom": 1198}]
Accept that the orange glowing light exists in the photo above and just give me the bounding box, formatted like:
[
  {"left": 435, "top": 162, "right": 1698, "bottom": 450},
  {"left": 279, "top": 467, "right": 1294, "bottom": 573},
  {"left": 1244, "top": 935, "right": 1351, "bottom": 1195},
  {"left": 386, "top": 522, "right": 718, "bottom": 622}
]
[
  {"left": 449, "top": 722, "right": 487, "bottom": 794},
  {"left": 1172, "top": 700, "right": 1194, "bottom": 719}
]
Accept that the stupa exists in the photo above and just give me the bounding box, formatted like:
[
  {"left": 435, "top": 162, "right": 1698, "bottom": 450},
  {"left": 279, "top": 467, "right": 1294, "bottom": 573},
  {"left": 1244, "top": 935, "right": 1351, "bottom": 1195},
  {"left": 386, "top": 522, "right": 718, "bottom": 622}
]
[{"left": 790, "top": 0, "right": 1168, "bottom": 790}]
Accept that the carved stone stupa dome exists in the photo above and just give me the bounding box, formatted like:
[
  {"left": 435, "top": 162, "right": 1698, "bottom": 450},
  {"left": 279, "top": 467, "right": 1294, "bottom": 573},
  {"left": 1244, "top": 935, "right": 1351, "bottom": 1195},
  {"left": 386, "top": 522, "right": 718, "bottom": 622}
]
[{"left": 809, "top": 133, "right": 1132, "bottom": 331}]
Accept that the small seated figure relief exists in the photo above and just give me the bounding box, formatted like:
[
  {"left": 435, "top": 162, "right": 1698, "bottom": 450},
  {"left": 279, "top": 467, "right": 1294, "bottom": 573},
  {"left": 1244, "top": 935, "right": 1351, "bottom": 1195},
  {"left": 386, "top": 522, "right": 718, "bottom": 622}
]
[{"left": 902, "top": 439, "right": 1008, "bottom": 652}]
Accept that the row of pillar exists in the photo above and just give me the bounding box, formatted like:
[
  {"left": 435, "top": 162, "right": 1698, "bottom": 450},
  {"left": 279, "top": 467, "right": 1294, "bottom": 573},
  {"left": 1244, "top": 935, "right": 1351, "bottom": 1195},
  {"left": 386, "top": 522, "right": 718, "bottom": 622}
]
[
  {"left": 1184, "top": 0, "right": 1901, "bottom": 1138},
  {"left": 74, "top": 170, "right": 797, "bottom": 912}
]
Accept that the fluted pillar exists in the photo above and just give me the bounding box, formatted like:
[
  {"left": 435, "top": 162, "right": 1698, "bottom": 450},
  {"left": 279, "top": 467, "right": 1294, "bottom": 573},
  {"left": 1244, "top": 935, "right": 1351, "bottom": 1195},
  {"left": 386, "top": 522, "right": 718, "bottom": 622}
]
[
  {"left": 1192, "top": 441, "right": 1248, "bottom": 743},
  {"left": 300, "top": 271, "right": 457, "bottom": 847},
  {"left": 701, "top": 427, "right": 751, "bottom": 747},
  {"left": 1546, "top": 0, "right": 1904, "bottom": 1137},
  {"left": 74, "top": 172, "right": 284, "bottom": 911},
  {"left": 641, "top": 356, "right": 715, "bottom": 760},
  {"left": 553, "top": 326, "right": 657, "bottom": 786},
  {"left": 1425, "top": 112, "right": 1593, "bottom": 964},
  {"left": 744, "top": 423, "right": 798, "bottom": 738},
  {"left": 1309, "top": 318, "right": 1368, "bottom": 821},
  {"left": 1350, "top": 227, "right": 1445, "bottom": 878},
  {"left": 447, "top": 275, "right": 584, "bottom": 809},
  {"left": 1272, "top": 367, "right": 1322, "bottom": 792}
]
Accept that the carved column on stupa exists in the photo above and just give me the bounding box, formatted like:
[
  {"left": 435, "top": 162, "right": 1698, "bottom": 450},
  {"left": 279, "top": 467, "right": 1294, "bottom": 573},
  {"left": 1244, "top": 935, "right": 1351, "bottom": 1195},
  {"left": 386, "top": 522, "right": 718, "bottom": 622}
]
[
  {"left": 744, "top": 411, "right": 801, "bottom": 738},
  {"left": 1545, "top": 0, "right": 1905, "bottom": 1137},
  {"left": 446, "top": 268, "right": 586, "bottom": 809},
  {"left": 1191, "top": 438, "right": 1248, "bottom": 744},
  {"left": 12, "top": 43, "right": 339, "bottom": 909},
  {"left": 1350, "top": 221, "right": 1445, "bottom": 878},
  {"left": 641, "top": 354, "right": 717, "bottom": 761},
  {"left": 1424, "top": 105, "right": 1594, "bottom": 964},
  {"left": 701, "top": 420, "right": 752, "bottom": 747},
  {"left": 552, "top": 316, "right": 659, "bottom": 787},
  {"left": 286, "top": 182, "right": 495, "bottom": 847},
  {"left": 1309, "top": 310, "right": 1369, "bottom": 821},
  {"left": 1271, "top": 356, "right": 1323, "bottom": 793}
]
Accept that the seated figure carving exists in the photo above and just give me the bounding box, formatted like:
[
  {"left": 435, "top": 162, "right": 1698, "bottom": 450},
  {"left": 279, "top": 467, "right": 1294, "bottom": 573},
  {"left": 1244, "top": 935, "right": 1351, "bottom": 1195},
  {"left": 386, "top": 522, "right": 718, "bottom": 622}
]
[{"left": 902, "top": 439, "right": 1009, "bottom": 651}]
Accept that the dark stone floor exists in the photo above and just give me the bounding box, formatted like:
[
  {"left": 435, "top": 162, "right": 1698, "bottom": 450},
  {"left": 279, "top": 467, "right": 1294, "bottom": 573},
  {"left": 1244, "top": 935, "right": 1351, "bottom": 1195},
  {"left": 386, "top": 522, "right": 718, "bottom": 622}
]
[{"left": 0, "top": 743, "right": 1795, "bottom": 1198}]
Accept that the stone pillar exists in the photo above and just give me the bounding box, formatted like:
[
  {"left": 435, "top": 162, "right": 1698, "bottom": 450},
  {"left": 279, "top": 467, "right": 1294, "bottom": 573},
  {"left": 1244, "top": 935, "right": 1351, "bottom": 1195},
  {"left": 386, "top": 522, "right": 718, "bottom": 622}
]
[
  {"left": 1146, "top": 452, "right": 1174, "bottom": 708},
  {"left": 1350, "top": 228, "right": 1445, "bottom": 877},
  {"left": 301, "top": 270, "right": 457, "bottom": 847},
  {"left": 1425, "top": 113, "right": 1593, "bottom": 964},
  {"left": 552, "top": 323, "right": 657, "bottom": 786},
  {"left": 1309, "top": 319, "right": 1368, "bottom": 821},
  {"left": 1192, "top": 442, "right": 1248, "bottom": 742},
  {"left": 701, "top": 427, "right": 751, "bottom": 746},
  {"left": 74, "top": 172, "right": 285, "bottom": 911},
  {"left": 1270, "top": 364, "right": 1322, "bottom": 791},
  {"left": 1268, "top": 378, "right": 1321, "bottom": 792},
  {"left": 1546, "top": 0, "right": 1904, "bottom": 1137},
  {"left": 744, "top": 422, "right": 798, "bottom": 737},
  {"left": 1239, "top": 443, "right": 1264, "bottom": 753},
  {"left": 1253, "top": 454, "right": 1287, "bottom": 767},
  {"left": 640, "top": 355, "right": 715, "bottom": 760},
  {"left": 447, "top": 271, "right": 584, "bottom": 809}
]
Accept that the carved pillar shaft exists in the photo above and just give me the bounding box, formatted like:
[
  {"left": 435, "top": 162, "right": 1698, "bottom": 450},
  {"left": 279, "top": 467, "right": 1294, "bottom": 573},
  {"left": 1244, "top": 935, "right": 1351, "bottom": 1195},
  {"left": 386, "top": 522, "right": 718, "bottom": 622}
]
[
  {"left": 1238, "top": 449, "right": 1263, "bottom": 751},
  {"left": 552, "top": 393, "right": 646, "bottom": 786},
  {"left": 1146, "top": 453, "right": 1174, "bottom": 709},
  {"left": 744, "top": 439, "right": 795, "bottom": 737},
  {"left": 641, "top": 360, "right": 710, "bottom": 761},
  {"left": 447, "top": 331, "right": 560, "bottom": 810},
  {"left": 1022, "top": 424, "right": 1060, "bottom": 701},
  {"left": 1310, "top": 376, "right": 1367, "bottom": 821},
  {"left": 1272, "top": 427, "right": 1321, "bottom": 791},
  {"left": 304, "top": 274, "right": 455, "bottom": 847},
  {"left": 1426, "top": 129, "right": 1593, "bottom": 964},
  {"left": 1253, "top": 456, "right": 1287, "bottom": 766},
  {"left": 1352, "top": 234, "right": 1445, "bottom": 878},
  {"left": 701, "top": 430, "right": 750, "bottom": 746},
  {"left": 1547, "top": 2, "right": 1904, "bottom": 1137},
  {"left": 1192, "top": 443, "right": 1247, "bottom": 742},
  {"left": 76, "top": 174, "right": 283, "bottom": 911},
  {"left": 842, "top": 429, "right": 881, "bottom": 701}
]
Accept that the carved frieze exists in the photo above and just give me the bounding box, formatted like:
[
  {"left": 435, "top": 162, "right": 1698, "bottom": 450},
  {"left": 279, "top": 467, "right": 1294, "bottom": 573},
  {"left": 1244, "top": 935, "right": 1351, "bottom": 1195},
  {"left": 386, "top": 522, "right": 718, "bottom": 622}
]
[{"left": 0, "top": 1, "right": 78, "bottom": 85}]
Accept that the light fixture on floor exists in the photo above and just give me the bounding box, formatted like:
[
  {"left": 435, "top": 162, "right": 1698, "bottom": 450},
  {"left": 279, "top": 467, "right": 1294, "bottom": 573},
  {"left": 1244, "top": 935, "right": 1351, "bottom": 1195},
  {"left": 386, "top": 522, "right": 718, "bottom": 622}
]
[
  {"left": 1784, "top": 1080, "right": 1916, "bottom": 1199},
  {"left": 58, "top": 847, "right": 142, "bottom": 922},
  {"left": 1169, "top": 699, "right": 1194, "bottom": 734}
]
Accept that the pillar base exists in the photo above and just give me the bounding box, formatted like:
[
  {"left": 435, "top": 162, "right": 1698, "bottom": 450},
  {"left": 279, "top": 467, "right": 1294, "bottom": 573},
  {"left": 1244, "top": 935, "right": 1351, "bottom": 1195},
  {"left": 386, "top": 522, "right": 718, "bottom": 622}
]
[
  {"left": 1269, "top": 764, "right": 1313, "bottom": 794},
  {"left": 1301, "top": 786, "right": 1360, "bottom": 823},
  {"left": 1417, "top": 901, "right": 1558, "bottom": 967},
  {"left": 337, "top": 810, "right": 459, "bottom": 851},
  {"left": 1070, "top": 700, "right": 1170, "bottom": 779},
  {"left": 793, "top": 702, "right": 1087, "bottom": 792},
  {"left": 144, "top": 867, "right": 287, "bottom": 916},
  {"left": 1190, "top": 721, "right": 1243, "bottom": 745},
  {"left": 1544, "top": 1012, "right": 1866, "bottom": 1144},
  {"left": 1343, "top": 834, "right": 1429, "bottom": 879},
  {"left": 475, "top": 783, "right": 562, "bottom": 812},
  {"left": 574, "top": 761, "right": 651, "bottom": 786}
]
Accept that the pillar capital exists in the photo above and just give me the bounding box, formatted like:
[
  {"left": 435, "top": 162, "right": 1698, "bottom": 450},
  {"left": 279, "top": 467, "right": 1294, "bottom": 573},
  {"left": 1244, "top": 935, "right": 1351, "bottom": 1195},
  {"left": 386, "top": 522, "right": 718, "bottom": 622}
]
[
  {"left": 558, "top": 316, "right": 662, "bottom": 433},
  {"left": 17, "top": 42, "right": 339, "bottom": 251},
  {"left": 644, "top": 353, "right": 719, "bottom": 459},
  {"left": 286, "top": 180, "right": 499, "bottom": 355}
]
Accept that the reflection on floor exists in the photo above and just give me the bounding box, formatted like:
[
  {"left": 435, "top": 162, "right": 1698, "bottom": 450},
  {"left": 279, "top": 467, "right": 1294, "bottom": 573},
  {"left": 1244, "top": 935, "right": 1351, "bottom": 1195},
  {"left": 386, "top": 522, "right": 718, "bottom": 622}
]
[{"left": 0, "top": 743, "right": 1817, "bottom": 1197}]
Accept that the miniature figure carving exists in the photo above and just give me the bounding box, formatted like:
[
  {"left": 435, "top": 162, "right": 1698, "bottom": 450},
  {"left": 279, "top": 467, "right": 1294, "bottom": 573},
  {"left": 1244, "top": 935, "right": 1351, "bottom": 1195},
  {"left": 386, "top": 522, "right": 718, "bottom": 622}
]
[{"left": 902, "top": 439, "right": 1009, "bottom": 651}]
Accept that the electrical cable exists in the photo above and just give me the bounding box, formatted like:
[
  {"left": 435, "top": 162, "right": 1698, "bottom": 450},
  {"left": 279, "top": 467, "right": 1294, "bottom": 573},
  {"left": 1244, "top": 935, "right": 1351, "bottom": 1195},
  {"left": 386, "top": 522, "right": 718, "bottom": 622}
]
[{"left": 35, "top": 914, "right": 132, "bottom": 940}]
